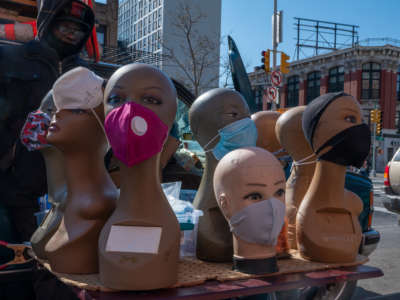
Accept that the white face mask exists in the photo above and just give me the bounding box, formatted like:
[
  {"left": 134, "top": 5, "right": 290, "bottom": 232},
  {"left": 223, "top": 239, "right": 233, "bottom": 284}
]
[{"left": 229, "top": 197, "right": 286, "bottom": 246}]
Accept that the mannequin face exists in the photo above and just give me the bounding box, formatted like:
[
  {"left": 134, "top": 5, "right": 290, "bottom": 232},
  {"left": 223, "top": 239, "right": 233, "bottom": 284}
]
[
  {"left": 251, "top": 111, "right": 281, "bottom": 152},
  {"left": 215, "top": 148, "right": 285, "bottom": 220},
  {"left": 312, "top": 96, "right": 362, "bottom": 152},
  {"left": 47, "top": 105, "right": 105, "bottom": 150},
  {"left": 104, "top": 64, "right": 177, "bottom": 128},
  {"left": 189, "top": 89, "right": 250, "bottom": 147}
]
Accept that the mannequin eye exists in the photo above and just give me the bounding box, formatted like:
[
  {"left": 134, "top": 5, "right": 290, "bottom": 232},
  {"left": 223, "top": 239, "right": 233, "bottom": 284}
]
[
  {"left": 108, "top": 95, "right": 124, "bottom": 106},
  {"left": 244, "top": 192, "right": 263, "bottom": 201},
  {"left": 344, "top": 115, "right": 357, "bottom": 123},
  {"left": 225, "top": 112, "right": 238, "bottom": 117},
  {"left": 142, "top": 96, "right": 161, "bottom": 105},
  {"left": 274, "top": 188, "right": 285, "bottom": 197}
]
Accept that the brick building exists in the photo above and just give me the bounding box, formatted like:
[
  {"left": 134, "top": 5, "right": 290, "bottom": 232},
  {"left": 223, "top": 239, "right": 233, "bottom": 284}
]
[
  {"left": 248, "top": 44, "right": 400, "bottom": 171},
  {"left": 94, "top": 0, "right": 118, "bottom": 48}
]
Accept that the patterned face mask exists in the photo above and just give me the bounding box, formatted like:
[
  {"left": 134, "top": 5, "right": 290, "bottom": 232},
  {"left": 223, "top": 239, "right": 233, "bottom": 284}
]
[{"left": 20, "top": 110, "right": 51, "bottom": 151}]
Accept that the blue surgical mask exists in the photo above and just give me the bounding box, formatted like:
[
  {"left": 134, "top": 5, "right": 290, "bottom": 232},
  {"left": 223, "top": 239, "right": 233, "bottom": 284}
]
[{"left": 203, "top": 117, "right": 258, "bottom": 160}]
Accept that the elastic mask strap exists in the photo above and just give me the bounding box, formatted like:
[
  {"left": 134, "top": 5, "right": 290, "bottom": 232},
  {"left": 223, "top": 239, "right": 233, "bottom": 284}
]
[
  {"left": 273, "top": 148, "right": 285, "bottom": 156},
  {"left": 90, "top": 108, "right": 110, "bottom": 150},
  {"left": 290, "top": 152, "right": 317, "bottom": 173},
  {"left": 203, "top": 134, "right": 219, "bottom": 152}
]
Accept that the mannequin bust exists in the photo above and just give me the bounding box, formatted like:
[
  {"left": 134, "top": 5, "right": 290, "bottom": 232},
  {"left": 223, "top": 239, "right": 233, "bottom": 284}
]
[
  {"left": 297, "top": 93, "right": 368, "bottom": 263},
  {"left": 98, "top": 63, "right": 180, "bottom": 290},
  {"left": 214, "top": 147, "right": 286, "bottom": 274},
  {"left": 30, "top": 91, "right": 67, "bottom": 259},
  {"left": 189, "top": 88, "right": 251, "bottom": 262},
  {"left": 45, "top": 68, "right": 117, "bottom": 274},
  {"left": 275, "top": 106, "right": 315, "bottom": 250}
]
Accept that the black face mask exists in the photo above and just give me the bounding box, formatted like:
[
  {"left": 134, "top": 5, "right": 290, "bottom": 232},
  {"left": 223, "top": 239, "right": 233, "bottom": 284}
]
[
  {"left": 315, "top": 123, "right": 371, "bottom": 168},
  {"left": 43, "top": 30, "right": 82, "bottom": 60}
]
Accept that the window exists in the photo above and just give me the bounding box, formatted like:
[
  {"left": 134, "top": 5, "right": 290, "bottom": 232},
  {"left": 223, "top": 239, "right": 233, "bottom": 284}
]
[
  {"left": 306, "top": 71, "right": 321, "bottom": 104},
  {"left": 286, "top": 75, "right": 299, "bottom": 107},
  {"left": 362, "top": 63, "right": 381, "bottom": 99},
  {"left": 328, "top": 66, "right": 344, "bottom": 92}
]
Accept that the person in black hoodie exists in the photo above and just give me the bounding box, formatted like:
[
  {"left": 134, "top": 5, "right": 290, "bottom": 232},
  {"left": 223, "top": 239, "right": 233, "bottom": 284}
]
[{"left": 0, "top": 0, "right": 95, "bottom": 163}]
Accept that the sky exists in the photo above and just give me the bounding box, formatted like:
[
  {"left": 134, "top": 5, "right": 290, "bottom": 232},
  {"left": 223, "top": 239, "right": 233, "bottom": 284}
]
[{"left": 221, "top": 0, "right": 400, "bottom": 73}]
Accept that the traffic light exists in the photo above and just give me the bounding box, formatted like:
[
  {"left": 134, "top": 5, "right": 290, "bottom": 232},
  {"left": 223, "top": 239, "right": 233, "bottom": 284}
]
[
  {"left": 370, "top": 109, "right": 377, "bottom": 123},
  {"left": 261, "top": 50, "right": 270, "bottom": 73},
  {"left": 376, "top": 110, "right": 382, "bottom": 135},
  {"left": 280, "top": 52, "right": 290, "bottom": 74}
]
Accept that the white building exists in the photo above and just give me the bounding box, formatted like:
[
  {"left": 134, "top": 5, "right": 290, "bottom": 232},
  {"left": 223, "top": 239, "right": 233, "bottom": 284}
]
[{"left": 118, "top": 0, "right": 221, "bottom": 95}]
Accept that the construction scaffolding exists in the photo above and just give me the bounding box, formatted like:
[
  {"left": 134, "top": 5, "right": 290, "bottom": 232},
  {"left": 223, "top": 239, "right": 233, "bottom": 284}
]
[{"left": 294, "top": 17, "right": 359, "bottom": 60}]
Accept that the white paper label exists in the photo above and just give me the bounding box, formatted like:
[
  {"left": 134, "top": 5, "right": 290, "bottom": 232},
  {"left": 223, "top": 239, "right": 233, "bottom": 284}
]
[{"left": 105, "top": 225, "right": 162, "bottom": 254}]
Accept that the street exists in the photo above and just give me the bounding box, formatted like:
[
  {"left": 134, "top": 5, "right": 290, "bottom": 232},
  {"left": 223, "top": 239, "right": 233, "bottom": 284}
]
[{"left": 352, "top": 175, "right": 400, "bottom": 300}]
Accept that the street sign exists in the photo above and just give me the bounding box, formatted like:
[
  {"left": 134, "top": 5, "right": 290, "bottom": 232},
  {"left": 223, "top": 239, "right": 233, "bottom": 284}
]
[
  {"left": 271, "top": 70, "right": 282, "bottom": 87},
  {"left": 266, "top": 87, "right": 277, "bottom": 102}
]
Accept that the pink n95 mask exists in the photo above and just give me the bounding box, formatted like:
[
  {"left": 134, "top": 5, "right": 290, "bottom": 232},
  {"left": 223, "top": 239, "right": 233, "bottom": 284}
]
[
  {"left": 20, "top": 110, "right": 51, "bottom": 151},
  {"left": 104, "top": 102, "right": 169, "bottom": 167}
]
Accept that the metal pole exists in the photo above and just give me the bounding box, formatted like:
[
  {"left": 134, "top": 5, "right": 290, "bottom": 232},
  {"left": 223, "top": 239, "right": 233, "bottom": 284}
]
[
  {"left": 370, "top": 122, "right": 376, "bottom": 177},
  {"left": 272, "top": 0, "right": 278, "bottom": 109}
]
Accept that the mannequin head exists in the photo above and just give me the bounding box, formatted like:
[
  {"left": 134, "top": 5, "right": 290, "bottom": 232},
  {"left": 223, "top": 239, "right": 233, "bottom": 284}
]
[
  {"left": 214, "top": 147, "right": 285, "bottom": 220},
  {"left": 189, "top": 88, "right": 250, "bottom": 149},
  {"left": 104, "top": 63, "right": 176, "bottom": 128},
  {"left": 275, "top": 106, "right": 313, "bottom": 161},
  {"left": 302, "top": 92, "right": 370, "bottom": 168},
  {"left": 251, "top": 111, "right": 282, "bottom": 153},
  {"left": 47, "top": 67, "right": 107, "bottom": 154}
]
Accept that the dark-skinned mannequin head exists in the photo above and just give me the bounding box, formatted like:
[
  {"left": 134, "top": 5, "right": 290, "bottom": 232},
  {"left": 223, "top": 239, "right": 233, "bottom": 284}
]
[
  {"left": 45, "top": 67, "right": 117, "bottom": 274},
  {"left": 98, "top": 63, "right": 180, "bottom": 291},
  {"left": 297, "top": 92, "right": 368, "bottom": 263},
  {"left": 214, "top": 147, "right": 286, "bottom": 274},
  {"left": 29, "top": 90, "right": 67, "bottom": 259},
  {"left": 189, "top": 88, "right": 254, "bottom": 262},
  {"left": 275, "top": 106, "right": 315, "bottom": 250}
]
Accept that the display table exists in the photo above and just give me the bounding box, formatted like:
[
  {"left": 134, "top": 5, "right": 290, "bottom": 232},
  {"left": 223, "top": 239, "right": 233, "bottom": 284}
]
[{"left": 68, "top": 265, "right": 382, "bottom": 300}]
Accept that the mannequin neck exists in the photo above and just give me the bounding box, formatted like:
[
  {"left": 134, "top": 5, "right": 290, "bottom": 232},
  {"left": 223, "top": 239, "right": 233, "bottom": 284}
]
[
  {"left": 118, "top": 154, "right": 164, "bottom": 206},
  {"left": 63, "top": 146, "right": 108, "bottom": 195},
  {"left": 40, "top": 147, "right": 66, "bottom": 202},
  {"left": 233, "top": 235, "right": 276, "bottom": 259},
  {"left": 314, "top": 159, "right": 347, "bottom": 190}
]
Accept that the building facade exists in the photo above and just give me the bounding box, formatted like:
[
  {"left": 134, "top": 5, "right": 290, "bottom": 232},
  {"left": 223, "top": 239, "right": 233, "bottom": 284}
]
[
  {"left": 94, "top": 0, "right": 119, "bottom": 48},
  {"left": 118, "top": 0, "right": 221, "bottom": 95},
  {"left": 248, "top": 44, "right": 400, "bottom": 171}
]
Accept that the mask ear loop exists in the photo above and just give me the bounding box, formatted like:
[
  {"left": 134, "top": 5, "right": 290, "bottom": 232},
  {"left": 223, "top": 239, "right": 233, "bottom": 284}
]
[
  {"left": 90, "top": 108, "right": 110, "bottom": 150},
  {"left": 290, "top": 152, "right": 317, "bottom": 173},
  {"left": 203, "top": 134, "right": 219, "bottom": 152}
]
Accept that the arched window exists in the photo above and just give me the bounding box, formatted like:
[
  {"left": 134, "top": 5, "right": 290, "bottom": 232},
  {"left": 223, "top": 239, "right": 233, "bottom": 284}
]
[
  {"left": 306, "top": 71, "right": 321, "bottom": 104},
  {"left": 286, "top": 75, "right": 299, "bottom": 107},
  {"left": 328, "top": 66, "right": 344, "bottom": 92},
  {"left": 362, "top": 63, "right": 381, "bottom": 99}
]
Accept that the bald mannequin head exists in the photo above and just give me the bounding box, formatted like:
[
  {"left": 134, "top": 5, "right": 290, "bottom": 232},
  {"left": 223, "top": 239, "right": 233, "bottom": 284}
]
[
  {"left": 251, "top": 111, "right": 281, "bottom": 153},
  {"left": 214, "top": 147, "right": 285, "bottom": 220},
  {"left": 189, "top": 88, "right": 250, "bottom": 147},
  {"left": 104, "top": 63, "right": 177, "bottom": 129},
  {"left": 275, "top": 106, "right": 313, "bottom": 161}
]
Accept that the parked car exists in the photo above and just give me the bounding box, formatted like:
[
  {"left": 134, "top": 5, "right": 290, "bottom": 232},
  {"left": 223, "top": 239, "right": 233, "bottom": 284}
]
[{"left": 383, "top": 147, "right": 400, "bottom": 214}]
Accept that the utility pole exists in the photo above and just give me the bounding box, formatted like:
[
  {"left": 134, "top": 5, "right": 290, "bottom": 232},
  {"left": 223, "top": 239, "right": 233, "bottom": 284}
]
[
  {"left": 273, "top": 0, "right": 277, "bottom": 70},
  {"left": 272, "top": 0, "right": 278, "bottom": 109}
]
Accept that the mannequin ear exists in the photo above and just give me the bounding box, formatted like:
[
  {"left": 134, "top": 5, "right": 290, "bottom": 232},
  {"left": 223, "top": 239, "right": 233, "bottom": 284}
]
[{"left": 217, "top": 193, "right": 231, "bottom": 218}]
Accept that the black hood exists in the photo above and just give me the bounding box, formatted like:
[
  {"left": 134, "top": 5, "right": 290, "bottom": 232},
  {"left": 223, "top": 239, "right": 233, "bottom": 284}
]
[{"left": 36, "top": 0, "right": 95, "bottom": 56}]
